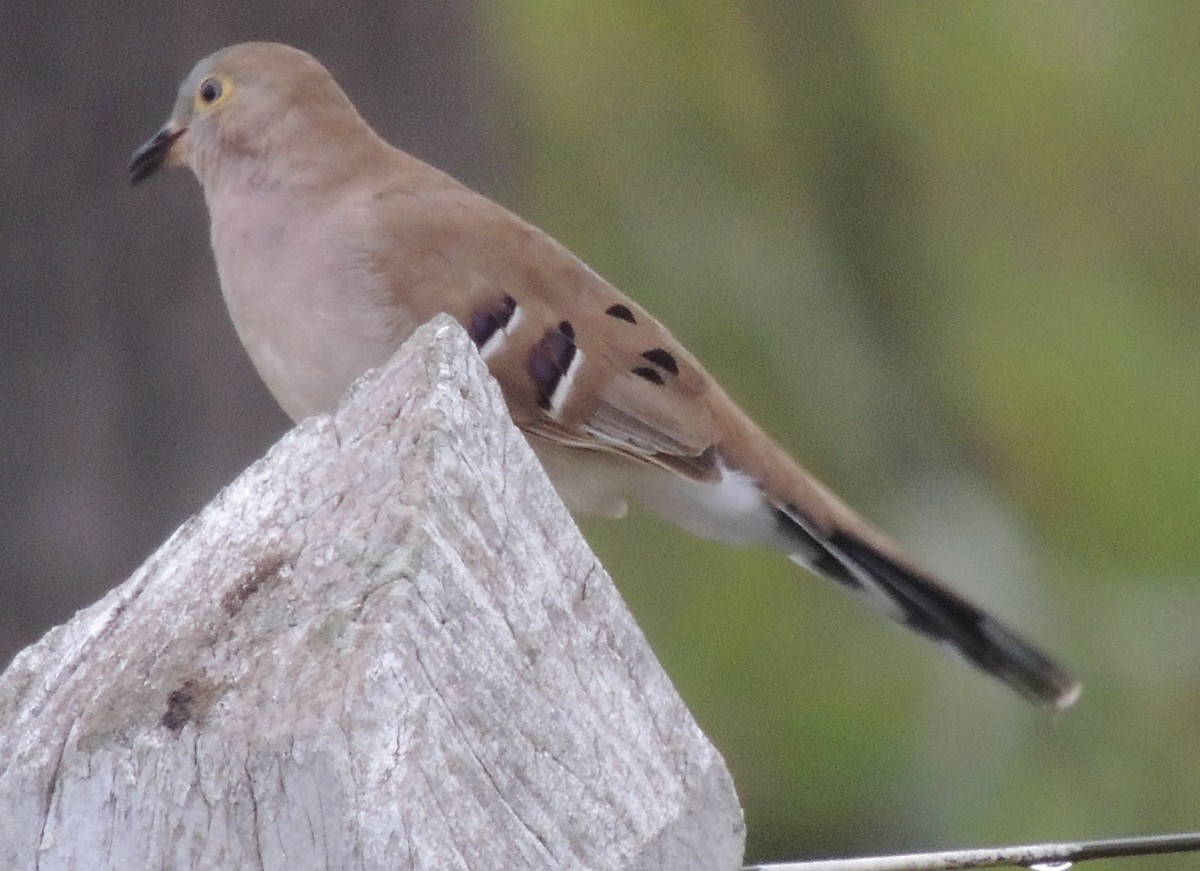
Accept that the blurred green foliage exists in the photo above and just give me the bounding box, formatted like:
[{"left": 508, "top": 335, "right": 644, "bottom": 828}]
[{"left": 473, "top": 2, "right": 1200, "bottom": 865}]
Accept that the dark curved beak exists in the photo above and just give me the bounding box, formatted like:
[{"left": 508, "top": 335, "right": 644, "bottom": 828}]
[{"left": 129, "top": 124, "right": 185, "bottom": 185}]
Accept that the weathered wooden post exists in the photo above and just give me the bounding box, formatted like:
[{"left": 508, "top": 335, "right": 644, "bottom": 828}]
[{"left": 0, "top": 317, "right": 745, "bottom": 870}]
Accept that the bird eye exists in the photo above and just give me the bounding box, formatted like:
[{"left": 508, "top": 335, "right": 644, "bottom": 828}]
[{"left": 198, "top": 77, "right": 223, "bottom": 105}]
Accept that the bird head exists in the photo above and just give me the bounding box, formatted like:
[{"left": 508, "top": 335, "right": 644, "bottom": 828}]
[{"left": 129, "top": 42, "right": 365, "bottom": 191}]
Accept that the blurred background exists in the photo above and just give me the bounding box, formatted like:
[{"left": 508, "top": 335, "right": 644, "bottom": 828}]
[{"left": 3, "top": 2, "right": 1198, "bottom": 865}]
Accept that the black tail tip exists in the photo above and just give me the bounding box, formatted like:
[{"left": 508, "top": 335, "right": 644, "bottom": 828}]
[{"left": 977, "top": 616, "right": 1082, "bottom": 710}]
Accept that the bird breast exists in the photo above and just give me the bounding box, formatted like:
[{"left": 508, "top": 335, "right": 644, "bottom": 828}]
[{"left": 207, "top": 186, "right": 412, "bottom": 422}]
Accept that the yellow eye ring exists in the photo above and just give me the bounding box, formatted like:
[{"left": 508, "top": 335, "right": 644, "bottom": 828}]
[{"left": 195, "top": 76, "right": 232, "bottom": 111}]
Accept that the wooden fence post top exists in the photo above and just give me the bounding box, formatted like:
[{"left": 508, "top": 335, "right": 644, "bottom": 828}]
[{"left": 0, "top": 315, "right": 745, "bottom": 871}]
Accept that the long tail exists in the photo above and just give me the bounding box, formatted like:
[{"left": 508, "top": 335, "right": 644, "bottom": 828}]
[{"left": 775, "top": 502, "right": 1081, "bottom": 709}]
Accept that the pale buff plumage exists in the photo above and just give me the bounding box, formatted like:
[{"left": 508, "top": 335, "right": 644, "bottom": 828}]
[{"left": 131, "top": 42, "right": 1080, "bottom": 708}]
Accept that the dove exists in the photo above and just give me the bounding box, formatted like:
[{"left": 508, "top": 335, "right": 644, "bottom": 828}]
[{"left": 130, "top": 42, "right": 1079, "bottom": 708}]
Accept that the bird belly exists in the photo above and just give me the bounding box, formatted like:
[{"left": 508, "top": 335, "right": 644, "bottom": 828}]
[
  {"left": 527, "top": 439, "right": 632, "bottom": 519},
  {"left": 631, "top": 458, "right": 779, "bottom": 546},
  {"left": 528, "top": 437, "right": 777, "bottom": 546}
]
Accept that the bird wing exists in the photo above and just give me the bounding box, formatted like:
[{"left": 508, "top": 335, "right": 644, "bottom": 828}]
[{"left": 372, "top": 183, "right": 723, "bottom": 480}]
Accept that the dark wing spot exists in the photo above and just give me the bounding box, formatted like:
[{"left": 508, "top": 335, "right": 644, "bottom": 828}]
[
  {"left": 631, "top": 366, "right": 664, "bottom": 385},
  {"left": 606, "top": 303, "right": 637, "bottom": 324},
  {"left": 640, "top": 347, "right": 678, "bottom": 375},
  {"left": 468, "top": 294, "right": 518, "bottom": 348},
  {"left": 528, "top": 323, "right": 578, "bottom": 409}
]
